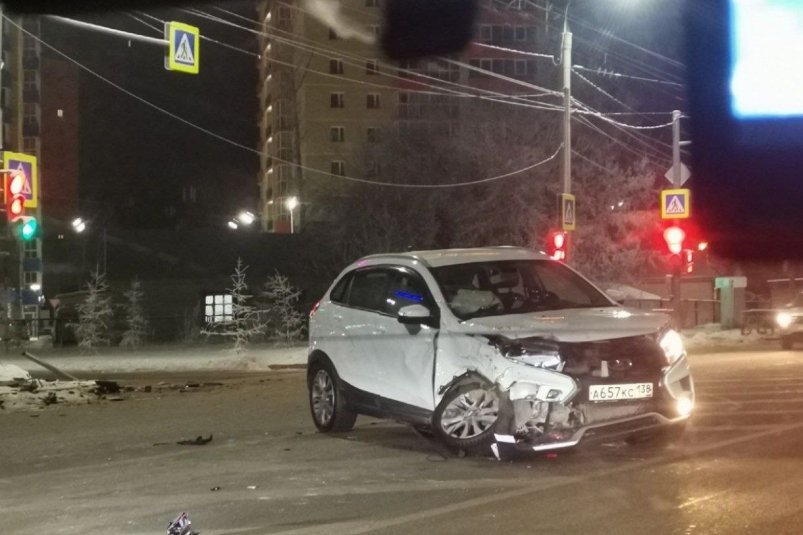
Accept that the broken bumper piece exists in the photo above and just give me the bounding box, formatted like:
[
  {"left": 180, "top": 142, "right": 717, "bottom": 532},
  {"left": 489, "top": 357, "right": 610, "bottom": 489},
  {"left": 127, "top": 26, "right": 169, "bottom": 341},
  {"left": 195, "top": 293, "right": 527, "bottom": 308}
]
[{"left": 492, "top": 410, "right": 688, "bottom": 458}]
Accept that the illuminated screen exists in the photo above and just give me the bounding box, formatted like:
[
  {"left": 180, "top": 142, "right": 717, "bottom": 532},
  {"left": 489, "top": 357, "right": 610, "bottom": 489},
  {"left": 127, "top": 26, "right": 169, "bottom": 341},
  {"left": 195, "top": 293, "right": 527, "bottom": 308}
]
[{"left": 730, "top": 0, "right": 803, "bottom": 118}]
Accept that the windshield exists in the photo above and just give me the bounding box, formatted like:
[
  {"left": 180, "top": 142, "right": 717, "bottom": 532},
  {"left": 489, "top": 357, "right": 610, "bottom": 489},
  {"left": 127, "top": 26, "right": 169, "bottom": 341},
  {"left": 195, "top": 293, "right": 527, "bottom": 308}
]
[{"left": 431, "top": 260, "right": 613, "bottom": 320}]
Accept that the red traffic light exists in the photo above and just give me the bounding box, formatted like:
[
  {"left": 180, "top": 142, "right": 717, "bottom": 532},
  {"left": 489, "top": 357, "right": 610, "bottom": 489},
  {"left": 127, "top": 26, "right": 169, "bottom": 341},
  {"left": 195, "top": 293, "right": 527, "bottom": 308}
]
[
  {"left": 547, "top": 231, "right": 567, "bottom": 261},
  {"left": 663, "top": 226, "right": 685, "bottom": 255},
  {"left": 5, "top": 171, "right": 26, "bottom": 222}
]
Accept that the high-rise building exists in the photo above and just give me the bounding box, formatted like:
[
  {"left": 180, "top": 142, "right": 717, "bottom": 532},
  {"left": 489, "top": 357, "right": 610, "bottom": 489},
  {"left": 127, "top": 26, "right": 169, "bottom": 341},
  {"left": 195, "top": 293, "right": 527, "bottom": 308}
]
[{"left": 255, "top": 0, "right": 551, "bottom": 233}]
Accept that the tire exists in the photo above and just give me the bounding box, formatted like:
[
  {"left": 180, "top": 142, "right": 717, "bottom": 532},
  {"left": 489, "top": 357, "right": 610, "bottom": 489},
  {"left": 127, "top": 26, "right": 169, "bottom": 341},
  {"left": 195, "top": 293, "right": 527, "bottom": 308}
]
[
  {"left": 432, "top": 383, "right": 499, "bottom": 454},
  {"left": 308, "top": 361, "right": 357, "bottom": 433},
  {"left": 781, "top": 336, "right": 793, "bottom": 350}
]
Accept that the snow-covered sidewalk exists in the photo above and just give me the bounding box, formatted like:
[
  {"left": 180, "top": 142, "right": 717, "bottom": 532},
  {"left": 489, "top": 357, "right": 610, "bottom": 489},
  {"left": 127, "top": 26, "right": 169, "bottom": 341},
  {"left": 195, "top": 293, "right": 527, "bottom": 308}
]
[
  {"left": 682, "top": 324, "right": 771, "bottom": 351},
  {"left": 0, "top": 342, "right": 309, "bottom": 376}
]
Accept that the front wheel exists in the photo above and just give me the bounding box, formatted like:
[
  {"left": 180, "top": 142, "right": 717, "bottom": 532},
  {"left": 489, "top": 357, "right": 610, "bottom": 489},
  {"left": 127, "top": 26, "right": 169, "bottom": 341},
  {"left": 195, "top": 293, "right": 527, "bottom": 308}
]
[
  {"left": 308, "top": 363, "right": 357, "bottom": 433},
  {"left": 432, "top": 384, "right": 499, "bottom": 454}
]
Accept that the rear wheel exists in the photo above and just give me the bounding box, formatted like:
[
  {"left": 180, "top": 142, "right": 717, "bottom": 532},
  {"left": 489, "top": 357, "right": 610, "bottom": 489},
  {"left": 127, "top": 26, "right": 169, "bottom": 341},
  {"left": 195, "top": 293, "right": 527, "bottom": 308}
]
[
  {"left": 433, "top": 384, "right": 499, "bottom": 454},
  {"left": 308, "top": 362, "right": 357, "bottom": 433},
  {"left": 781, "top": 336, "right": 793, "bottom": 350}
]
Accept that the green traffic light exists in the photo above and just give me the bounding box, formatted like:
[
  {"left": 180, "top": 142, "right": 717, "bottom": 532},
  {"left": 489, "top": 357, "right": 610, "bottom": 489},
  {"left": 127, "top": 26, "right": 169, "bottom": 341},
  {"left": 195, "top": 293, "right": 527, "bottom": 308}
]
[{"left": 20, "top": 217, "right": 38, "bottom": 241}]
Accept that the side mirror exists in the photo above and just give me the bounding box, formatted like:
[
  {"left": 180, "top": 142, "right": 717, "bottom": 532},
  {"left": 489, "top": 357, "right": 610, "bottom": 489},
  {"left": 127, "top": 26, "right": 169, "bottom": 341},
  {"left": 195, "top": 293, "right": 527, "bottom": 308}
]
[{"left": 397, "top": 304, "right": 434, "bottom": 325}]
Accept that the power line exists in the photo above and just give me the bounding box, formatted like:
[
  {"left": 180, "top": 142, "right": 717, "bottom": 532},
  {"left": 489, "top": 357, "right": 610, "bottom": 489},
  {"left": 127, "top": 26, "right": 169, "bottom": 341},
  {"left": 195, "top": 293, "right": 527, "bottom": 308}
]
[
  {"left": 572, "top": 68, "right": 634, "bottom": 112},
  {"left": 573, "top": 64, "right": 685, "bottom": 88},
  {"left": 474, "top": 42, "right": 555, "bottom": 60},
  {"left": 8, "top": 16, "right": 566, "bottom": 190}
]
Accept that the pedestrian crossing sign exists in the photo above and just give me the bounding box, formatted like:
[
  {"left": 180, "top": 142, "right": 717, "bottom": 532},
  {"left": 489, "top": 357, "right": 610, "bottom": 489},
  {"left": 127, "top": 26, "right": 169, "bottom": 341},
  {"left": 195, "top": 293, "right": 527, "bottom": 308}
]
[
  {"left": 661, "top": 188, "right": 691, "bottom": 219},
  {"left": 2, "top": 152, "right": 38, "bottom": 209},
  {"left": 561, "top": 193, "right": 576, "bottom": 230},
  {"left": 165, "top": 22, "right": 200, "bottom": 74}
]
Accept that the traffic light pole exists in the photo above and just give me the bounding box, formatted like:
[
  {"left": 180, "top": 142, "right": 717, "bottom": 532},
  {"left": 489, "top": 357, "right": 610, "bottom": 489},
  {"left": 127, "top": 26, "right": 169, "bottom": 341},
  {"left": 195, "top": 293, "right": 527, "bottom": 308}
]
[
  {"left": 561, "top": 11, "right": 573, "bottom": 262},
  {"left": 671, "top": 110, "right": 682, "bottom": 328}
]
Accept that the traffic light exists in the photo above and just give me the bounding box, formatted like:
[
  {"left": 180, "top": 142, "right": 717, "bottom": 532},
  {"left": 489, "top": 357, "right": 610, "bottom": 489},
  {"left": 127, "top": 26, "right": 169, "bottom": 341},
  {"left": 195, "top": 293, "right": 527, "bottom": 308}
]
[
  {"left": 547, "top": 231, "right": 567, "bottom": 261},
  {"left": 683, "top": 249, "right": 694, "bottom": 273},
  {"left": 5, "top": 170, "right": 25, "bottom": 222},
  {"left": 663, "top": 226, "right": 685, "bottom": 255},
  {"left": 17, "top": 216, "right": 38, "bottom": 241}
]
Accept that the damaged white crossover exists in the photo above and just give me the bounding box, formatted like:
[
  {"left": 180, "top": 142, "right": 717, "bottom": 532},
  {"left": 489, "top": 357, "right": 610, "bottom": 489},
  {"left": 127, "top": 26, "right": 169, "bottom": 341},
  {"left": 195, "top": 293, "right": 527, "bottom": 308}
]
[{"left": 307, "top": 247, "right": 694, "bottom": 456}]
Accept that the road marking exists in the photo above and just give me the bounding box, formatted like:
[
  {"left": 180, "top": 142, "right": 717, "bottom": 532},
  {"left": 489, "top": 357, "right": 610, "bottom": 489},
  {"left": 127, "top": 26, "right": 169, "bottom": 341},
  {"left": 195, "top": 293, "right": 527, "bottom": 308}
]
[
  {"left": 267, "top": 422, "right": 803, "bottom": 535},
  {"left": 678, "top": 491, "right": 726, "bottom": 509}
]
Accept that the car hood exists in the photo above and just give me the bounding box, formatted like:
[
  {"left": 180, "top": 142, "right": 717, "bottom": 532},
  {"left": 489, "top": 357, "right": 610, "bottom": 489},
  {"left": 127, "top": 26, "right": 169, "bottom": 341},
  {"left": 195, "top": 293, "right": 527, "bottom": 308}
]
[{"left": 455, "top": 307, "right": 668, "bottom": 343}]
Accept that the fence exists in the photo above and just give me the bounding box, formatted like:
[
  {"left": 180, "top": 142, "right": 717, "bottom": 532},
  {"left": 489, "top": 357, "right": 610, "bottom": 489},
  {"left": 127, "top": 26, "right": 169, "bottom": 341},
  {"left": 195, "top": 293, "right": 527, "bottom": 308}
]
[{"left": 624, "top": 298, "right": 720, "bottom": 329}]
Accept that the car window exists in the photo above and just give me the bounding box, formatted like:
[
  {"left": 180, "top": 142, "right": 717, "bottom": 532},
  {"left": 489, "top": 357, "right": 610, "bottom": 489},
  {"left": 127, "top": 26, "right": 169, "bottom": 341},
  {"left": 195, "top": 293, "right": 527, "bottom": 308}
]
[
  {"left": 329, "top": 272, "right": 353, "bottom": 304},
  {"left": 432, "top": 260, "right": 611, "bottom": 320},
  {"left": 346, "top": 269, "right": 390, "bottom": 312},
  {"left": 384, "top": 269, "right": 431, "bottom": 315}
]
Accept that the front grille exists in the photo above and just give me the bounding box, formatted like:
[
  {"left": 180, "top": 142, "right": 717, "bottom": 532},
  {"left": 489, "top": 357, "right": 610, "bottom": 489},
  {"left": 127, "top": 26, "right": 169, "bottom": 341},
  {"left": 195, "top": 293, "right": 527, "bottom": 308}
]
[{"left": 559, "top": 335, "right": 664, "bottom": 380}]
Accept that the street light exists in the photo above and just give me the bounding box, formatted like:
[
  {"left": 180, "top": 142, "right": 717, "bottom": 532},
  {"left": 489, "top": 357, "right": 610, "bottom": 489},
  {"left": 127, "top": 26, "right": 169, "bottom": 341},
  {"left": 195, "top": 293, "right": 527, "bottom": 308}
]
[
  {"left": 71, "top": 217, "right": 86, "bottom": 233},
  {"left": 227, "top": 220, "right": 239, "bottom": 230},
  {"left": 286, "top": 196, "right": 299, "bottom": 234},
  {"left": 237, "top": 210, "right": 256, "bottom": 225}
]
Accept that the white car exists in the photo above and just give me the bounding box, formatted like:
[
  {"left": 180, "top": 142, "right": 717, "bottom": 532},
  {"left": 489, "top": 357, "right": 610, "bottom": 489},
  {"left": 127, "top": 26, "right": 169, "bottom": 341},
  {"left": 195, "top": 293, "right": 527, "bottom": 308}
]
[
  {"left": 776, "top": 292, "right": 803, "bottom": 349},
  {"left": 307, "top": 247, "right": 694, "bottom": 456}
]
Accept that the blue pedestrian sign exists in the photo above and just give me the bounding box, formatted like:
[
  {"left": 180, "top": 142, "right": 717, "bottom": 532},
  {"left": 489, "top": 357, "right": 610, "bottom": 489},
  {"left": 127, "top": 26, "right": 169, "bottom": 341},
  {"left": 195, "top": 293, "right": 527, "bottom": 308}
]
[
  {"left": 661, "top": 188, "right": 691, "bottom": 219},
  {"left": 165, "top": 22, "right": 200, "bottom": 74}
]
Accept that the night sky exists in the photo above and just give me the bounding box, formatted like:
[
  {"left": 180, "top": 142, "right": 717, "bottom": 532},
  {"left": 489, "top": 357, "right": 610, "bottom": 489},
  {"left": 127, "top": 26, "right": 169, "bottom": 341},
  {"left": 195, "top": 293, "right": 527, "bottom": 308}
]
[{"left": 40, "top": 1, "right": 259, "bottom": 230}]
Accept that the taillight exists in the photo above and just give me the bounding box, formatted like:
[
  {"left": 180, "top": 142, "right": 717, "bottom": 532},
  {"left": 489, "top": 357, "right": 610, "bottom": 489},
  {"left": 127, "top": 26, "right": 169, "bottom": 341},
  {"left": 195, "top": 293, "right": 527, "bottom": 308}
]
[{"left": 310, "top": 300, "right": 321, "bottom": 318}]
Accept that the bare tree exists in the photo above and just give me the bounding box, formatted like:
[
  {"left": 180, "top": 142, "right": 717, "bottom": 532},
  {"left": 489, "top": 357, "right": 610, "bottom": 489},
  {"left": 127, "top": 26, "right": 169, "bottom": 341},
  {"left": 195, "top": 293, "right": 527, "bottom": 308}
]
[{"left": 120, "top": 278, "right": 150, "bottom": 348}]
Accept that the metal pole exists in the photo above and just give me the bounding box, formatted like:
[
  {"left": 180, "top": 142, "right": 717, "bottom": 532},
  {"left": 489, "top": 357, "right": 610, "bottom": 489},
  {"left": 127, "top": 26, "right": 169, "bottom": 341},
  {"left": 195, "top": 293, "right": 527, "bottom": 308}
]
[
  {"left": 561, "top": 12, "right": 573, "bottom": 262},
  {"left": 671, "top": 109, "right": 682, "bottom": 328},
  {"left": 0, "top": 4, "right": 4, "bottom": 151},
  {"left": 289, "top": 208, "right": 294, "bottom": 234},
  {"left": 46, "top": 15, "right": 168, "bottom": 47}
]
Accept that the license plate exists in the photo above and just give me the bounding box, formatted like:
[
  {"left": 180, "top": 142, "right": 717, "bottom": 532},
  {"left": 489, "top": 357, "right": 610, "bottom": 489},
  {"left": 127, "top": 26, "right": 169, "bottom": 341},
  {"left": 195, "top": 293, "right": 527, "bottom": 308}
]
[{"left": 588, "top": 383, "right": 653, "bottom": 402}]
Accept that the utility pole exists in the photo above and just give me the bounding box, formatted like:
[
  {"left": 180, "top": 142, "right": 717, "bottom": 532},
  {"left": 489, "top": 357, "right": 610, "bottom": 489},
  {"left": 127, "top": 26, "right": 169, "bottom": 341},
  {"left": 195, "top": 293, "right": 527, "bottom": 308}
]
[
  {"left": 671, "top": 109, "right": 682, "bottom": 328},
  {"left": 561, "top": 7, "right": 573, "bottom": 261}
]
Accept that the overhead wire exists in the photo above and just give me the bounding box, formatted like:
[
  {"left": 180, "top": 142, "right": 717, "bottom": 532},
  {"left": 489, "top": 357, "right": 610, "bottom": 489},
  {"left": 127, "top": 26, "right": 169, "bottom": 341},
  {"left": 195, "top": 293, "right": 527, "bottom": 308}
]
[{"left": 8, "top": 16, "right": 566, "bottom": 190}]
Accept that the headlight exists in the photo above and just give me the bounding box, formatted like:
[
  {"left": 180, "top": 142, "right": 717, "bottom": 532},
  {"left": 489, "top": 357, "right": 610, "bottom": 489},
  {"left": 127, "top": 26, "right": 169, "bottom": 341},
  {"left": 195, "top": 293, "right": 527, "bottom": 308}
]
[
  {"left": 777, "top": 312, "right": 793, "bottom": 329},
  {"left": 659, "top": 329, "right": 685, "bottom": 365}
]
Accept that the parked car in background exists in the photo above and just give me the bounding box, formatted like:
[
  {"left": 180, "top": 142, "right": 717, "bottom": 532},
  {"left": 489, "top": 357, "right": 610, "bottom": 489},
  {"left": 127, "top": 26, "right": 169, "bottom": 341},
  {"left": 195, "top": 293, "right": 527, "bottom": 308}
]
[
  {"left": 307, "top": 247, "right": 694, "bottom": 457},
  {"left": 776, "top": 292, "right": 803, "bottom": 349}
]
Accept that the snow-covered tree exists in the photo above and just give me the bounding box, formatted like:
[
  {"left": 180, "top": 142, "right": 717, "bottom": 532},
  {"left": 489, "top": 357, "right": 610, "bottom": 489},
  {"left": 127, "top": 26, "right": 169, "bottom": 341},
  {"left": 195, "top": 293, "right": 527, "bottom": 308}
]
[
  {"left": 203, "top": 258, "right": 264, "bottom": 355},
  {"left": 76, "top": 269, "right": 113, "bottom": 348},
  {"left": 120, "top": 278, "right": 150, "bottom": 348},
  {"left": 264, "top": 271, "right": 306, "bottom": 344}
]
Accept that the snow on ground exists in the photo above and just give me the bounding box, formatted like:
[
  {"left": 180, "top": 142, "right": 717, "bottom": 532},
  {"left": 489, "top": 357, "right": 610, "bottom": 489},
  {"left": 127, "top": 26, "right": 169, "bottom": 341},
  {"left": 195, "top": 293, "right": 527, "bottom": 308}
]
[
  {"left": 0, "top": 342, "right": 308, "bottom": 377},
  {"left": 0, "top": 363, "right": 31, "bottom": 385},
  {"left": 682, "top": 323, "right": 768, "bottom": 350},
  {"left": 0, "top": 380, "right": 100, "bottom": 412}
]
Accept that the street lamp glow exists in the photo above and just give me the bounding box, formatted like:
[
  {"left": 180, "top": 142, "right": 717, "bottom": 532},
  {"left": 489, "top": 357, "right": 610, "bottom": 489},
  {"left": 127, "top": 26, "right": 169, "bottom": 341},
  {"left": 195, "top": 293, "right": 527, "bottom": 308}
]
[
  {"left": 237, "top": 211, "right": 256, "bottom": 225},
  {"left": 29, "top": 283, "right": 41, "bottom": 292},
  {"left": 227, "top": 220, "right": 239, "bottom": 230},
  {"left": 72, "top": 218, "right": 86, "bottom": 233},
  {"left": 286, "top": 196, "right": 299, "bottom": 211}
]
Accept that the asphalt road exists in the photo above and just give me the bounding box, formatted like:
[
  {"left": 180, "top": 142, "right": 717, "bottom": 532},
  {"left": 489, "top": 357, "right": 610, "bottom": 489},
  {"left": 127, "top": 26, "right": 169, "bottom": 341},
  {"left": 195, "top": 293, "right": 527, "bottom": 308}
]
[{"left": 2, "top": 347, "right": 802, "bottom": 535}]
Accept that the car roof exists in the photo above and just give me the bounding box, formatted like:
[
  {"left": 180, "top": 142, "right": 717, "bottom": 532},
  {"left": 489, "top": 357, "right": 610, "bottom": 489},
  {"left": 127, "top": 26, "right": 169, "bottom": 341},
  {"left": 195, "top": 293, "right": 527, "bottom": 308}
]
[{"left": 360, "top": 247, "right": 550, "bottom": 268}]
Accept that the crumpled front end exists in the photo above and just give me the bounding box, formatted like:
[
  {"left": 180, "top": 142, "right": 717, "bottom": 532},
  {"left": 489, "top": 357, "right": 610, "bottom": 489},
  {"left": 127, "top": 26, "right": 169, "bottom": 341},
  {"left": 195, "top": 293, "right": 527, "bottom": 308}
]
[
  {"left": 435, "top": 330, "right": 694, "bottom": 456},
  {"left": 489, "top": 333, "right": 694, "bottom": 455}
]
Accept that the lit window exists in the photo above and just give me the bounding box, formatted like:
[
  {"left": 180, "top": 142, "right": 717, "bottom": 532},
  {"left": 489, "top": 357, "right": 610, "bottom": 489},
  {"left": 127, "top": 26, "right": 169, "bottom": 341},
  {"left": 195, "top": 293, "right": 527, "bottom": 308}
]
[{"left": 204, "top": 294, "right": 233, "bottom": 324}]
